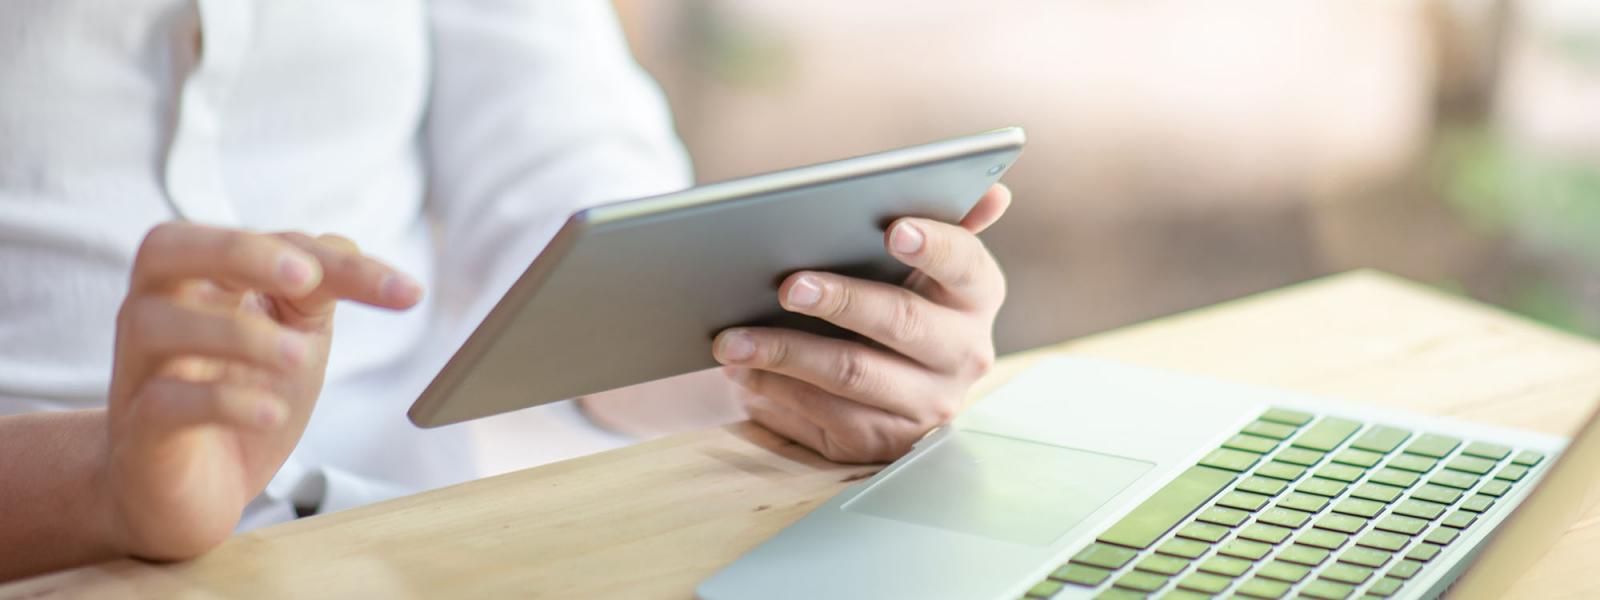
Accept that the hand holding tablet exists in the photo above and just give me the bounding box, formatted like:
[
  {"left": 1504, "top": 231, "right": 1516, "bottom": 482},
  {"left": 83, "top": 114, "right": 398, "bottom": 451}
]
[
  {"left": 408, "top": 128, "right": 1026, "bottom": 465},
  {"left": 715, "top": 183, "right": 1011, "bottom": 463}
]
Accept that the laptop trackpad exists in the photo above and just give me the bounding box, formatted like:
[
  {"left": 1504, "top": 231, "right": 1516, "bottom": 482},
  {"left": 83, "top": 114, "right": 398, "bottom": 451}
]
[{"left": 842, "top": 430, "right": 1154, "bottom": 546}]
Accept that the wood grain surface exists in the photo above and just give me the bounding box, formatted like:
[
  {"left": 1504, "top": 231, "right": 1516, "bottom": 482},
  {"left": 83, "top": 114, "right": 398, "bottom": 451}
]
[{"left": 6, "top": 270, "right": 1598, "bottom": 599}]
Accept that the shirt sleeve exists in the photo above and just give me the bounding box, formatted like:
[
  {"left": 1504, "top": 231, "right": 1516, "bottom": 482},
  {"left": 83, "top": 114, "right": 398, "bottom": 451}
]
[{"left": 423, "top": 0, "right": 693, "bottom": 324}]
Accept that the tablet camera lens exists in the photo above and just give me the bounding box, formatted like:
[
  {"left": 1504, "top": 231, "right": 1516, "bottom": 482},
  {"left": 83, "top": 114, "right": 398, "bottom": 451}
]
[{"left": 987, "top": 164, "right": 1005, "bottom": 176}]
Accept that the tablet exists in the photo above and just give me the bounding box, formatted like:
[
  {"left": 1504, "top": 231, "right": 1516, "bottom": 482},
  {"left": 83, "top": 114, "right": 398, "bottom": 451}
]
[{"left": 407, "top": 127, "right": 1026, "bottom": 427}]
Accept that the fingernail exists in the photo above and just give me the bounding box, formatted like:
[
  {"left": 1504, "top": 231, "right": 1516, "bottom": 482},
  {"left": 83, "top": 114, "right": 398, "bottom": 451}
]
[
  {"left": 380, "top": 274, "right": 423, "bottom": 305},
  {"left": 716, "top": 330, "right": 756, "bottom": 363},
  {"left": 279, "top": 333, "right": 308, "bottom": 367},
  {"left": 278, "top": 253, "right": 316, "bottom": 289},
  {"left": 256, "top": 401, "right": 286, "bottom": 428},
  {"left": 891, "top": 221, "right": 925, "bottom": 255},
  {"left": 787, "top": 275, "right": 822, "bottom": 309}
]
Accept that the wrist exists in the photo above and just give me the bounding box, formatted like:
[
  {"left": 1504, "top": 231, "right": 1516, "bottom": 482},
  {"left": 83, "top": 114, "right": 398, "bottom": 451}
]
[{"left": 90, "top": 410, "right": 131, "bottom": 559}]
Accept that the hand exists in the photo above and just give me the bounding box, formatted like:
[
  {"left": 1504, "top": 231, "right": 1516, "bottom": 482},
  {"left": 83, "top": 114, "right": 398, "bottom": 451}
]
[
  {"left": 103, "top": 223, "right": 422, "bottom": 560},
  {"left": 714, "top": 184, "right": 1011, "bottom": 463}
]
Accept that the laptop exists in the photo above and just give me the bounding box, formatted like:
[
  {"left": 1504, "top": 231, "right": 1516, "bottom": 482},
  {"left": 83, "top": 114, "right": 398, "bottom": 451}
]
[{"left": 698, "top": 357, "right": 1598, "bottom": 599}]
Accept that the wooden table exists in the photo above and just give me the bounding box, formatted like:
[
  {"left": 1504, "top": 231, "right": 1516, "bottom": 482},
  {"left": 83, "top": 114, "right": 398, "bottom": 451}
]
[{"left": 7, "top": 271, "right": 1600, "bottom": 599}]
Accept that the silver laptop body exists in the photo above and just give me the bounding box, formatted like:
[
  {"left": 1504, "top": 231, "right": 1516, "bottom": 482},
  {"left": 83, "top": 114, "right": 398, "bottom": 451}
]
[{"left": 700, "top": 357, "right": 1586, "bottom": 599}]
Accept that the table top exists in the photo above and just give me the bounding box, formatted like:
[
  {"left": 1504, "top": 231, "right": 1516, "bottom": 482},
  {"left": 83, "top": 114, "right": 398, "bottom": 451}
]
[{"left": 7, "top": 270, "right": 1600, "bottom": 599}]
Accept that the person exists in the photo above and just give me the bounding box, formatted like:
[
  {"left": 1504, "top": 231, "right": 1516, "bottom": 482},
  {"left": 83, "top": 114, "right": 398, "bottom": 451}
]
[{"left": 0, "top": 1, "right": 1010, "bottom": 581}]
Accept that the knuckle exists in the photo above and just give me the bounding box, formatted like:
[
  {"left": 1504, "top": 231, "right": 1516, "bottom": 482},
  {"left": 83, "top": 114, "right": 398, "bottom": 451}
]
[
  {"left": 963, "top": 344, "right": 997, "bottom": 379},
  {"left": 133, "top": 223, "right": 180, "bottom": 274},
  {"left": 218, "top": 230, "right": 261, "bottom": 271},
  {"left": 760, "top": 336, "right": 788, "bottom": 368},
  {"left": 832, "top": 349, "right": 874, "bottom": 396},
  {"left": 121, "top": 297, "right": 163, "bottom": 341},
  {"left": 928, "top": 398, "right": 960, "bottom": 426},
  {"left": 886, "top": 296, "right": 927, "bottom": 345},
  {"left": 822, "top": 281, "right": 852, "bottom": 318}
]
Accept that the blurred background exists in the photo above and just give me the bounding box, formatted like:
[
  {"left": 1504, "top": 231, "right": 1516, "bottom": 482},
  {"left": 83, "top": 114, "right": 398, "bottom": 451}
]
[
  {"left": 610, "top": 0, "right": 1600, "bottom": 351},
  {"left": 477, "top": 0, "right": 1600, "bottom": 472}
]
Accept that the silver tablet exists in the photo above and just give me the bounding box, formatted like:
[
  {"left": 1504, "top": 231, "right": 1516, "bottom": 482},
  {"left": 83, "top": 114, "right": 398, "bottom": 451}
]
[{"left": 408, "top": 127, "right": 1026, "bottom": 427}]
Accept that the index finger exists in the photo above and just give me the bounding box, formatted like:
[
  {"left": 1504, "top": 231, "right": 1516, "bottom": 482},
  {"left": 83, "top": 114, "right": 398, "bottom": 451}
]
[
  {"left": 132, "top": 222, "right": 323, "bottom": 298},
  {"left": 274, "top": 233, "right": 423, "bottom": 315}
]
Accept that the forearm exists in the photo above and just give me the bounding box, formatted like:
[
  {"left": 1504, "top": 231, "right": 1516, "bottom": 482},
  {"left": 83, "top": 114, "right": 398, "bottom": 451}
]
[{"left": 0, "top": 409, "right": 119, "bottom": 582}]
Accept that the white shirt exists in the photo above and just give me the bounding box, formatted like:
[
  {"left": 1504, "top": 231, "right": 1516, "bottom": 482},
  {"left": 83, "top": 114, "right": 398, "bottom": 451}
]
[{"left": 0, "top": 0, "right": 691, "bottom": 527}]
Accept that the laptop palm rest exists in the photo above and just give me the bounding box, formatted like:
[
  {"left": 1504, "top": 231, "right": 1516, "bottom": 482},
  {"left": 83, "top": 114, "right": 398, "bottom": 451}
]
[{"left": 841, "top": 430, "right": 1153, "bottom": 547}]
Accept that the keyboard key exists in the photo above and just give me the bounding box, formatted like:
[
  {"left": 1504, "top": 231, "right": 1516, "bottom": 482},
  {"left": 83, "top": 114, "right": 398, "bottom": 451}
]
[
  {"left": 1298, "top": 529, "right": 1350, "bottom": 550},
  {"left": 1025, "top": 579, "right": 1064, "bottom": 598},
  {"left": 1235, "top": 576, "right": 1292, "bottom": 599},
  {"left": 1217, "top": 490, "right": 1271, "bottom": 512},
  {"left": 1279, "top": 491, "right": 1331, "bottom": 513},
  {"left": 1425, "top": 527, "right": 1460, "bottom": 546},
  {"left": 1152, "top": 590, "right": 1205, "bottom": 600},
  {"left": 1442, "top": 510, "right": 1478, "bottom": 529},
  {"left": 1315, "top": 464, "right": 1367, "bottom": 483},
  {"left": 1350, "top": 483, "right": 1405, "bottom": 503},
  {"left": 1096, "top": 466, "right": 1235, "bottom": 549},
  {"left": 1293, "top": 418, "right": 1363, "bottom": 452},
  {"left": 1461, "top": 442, "right": 1511, "bottom": 461},
  {"left": 1113, "top": 570, "right": 1168, "bottom": 593},
  {"left": 1197, "top": 506, "right": 1251, "bottom": 527},
  {"left": 1072, "top": 543, "right": 1141, "bottom": 570},
  {"left": 1375, "top": 514, "right": 1429, "bottom": 536},
  {"left": 1478, "top": 480, "right": 1512, "bottom": 498},
  {"left": 1134, "top": 554, "right": 1189, "bottom": 576},
  {"left": 1315, "top": 514, "right": 1367, "bottom": 534},
  {"left": 1332, "top": 499, "right": 1385, "bottom": 518},
  {"left": 1296, "top": 477, "right": 1348, "bottom": 498},
  {"left": 1322, "top": 562, "right": 1375, "bottom": 585},
  {"left": 1200, "top": 448, "right": 1261, "bottom": 473},
  {"left": 1225, "top": 434, "right": 1280, "bottom": 454},
  {"left": 1301, "top": 579, "right": 1356, "bottom": 600},
  {"left": 1258, "top": 507, "right": 1313, "bottom": 529},
  {"left": 1158, "top": 538, "right": 1211, "bottom": 559},
  {"left": 1461, "top": 495, "right": 1495, "bottom": 513},
  {"left": 1496, "top": 465, "right": 1530, "bottom": 482},
  {"left": 1176, "top": 522, "right": 1229, "bottom": 543},
  {"left": 1218, "top": 539, "right": 1274, "bottom": 561},
  {"left": 1388, "top": 454, "right": 1438, "bottom": 473},
  {"left": 1198, "top": 555, "right": 1252, "bottom": 577},
  {"left": 1389, "top": 559, "right": 1425, "bottom": 579},
  {"left": 1276, "top": 447, "right": 1325, "bottom": 467},
  {"left": 1444, "top": 455, "right": 1496, "bottom": 476},
  {"left": 1278, "top": 544, "right": 1330, "bottom": 566},
  {"left": 1257, "top": 560, "right": 1311, "bottom": 583},
  {"left": 1052, "top": 562, "right": 1112, "bottom": 586},
  {"left": 1239, "top": 523, "right": 1292, "bottom": 545},
  {"left": 1368, "top": 576, "right": 1406, "bottom": 597},
  {"left": 1261, "top": 408, "right": 1314, "bottom": 426},
  {"left": 1413, "top": 484, "right": 1463, "bottom": 505},
  {"left": 1393, "top": 499, "right": 1447, "bottom": 520},
  {"left": 1406, "top": 543, "right": 1443, "bottom": 562},
  {"left": 1176, "top": 572, "right": 1232, "bottom": 594},
  {"left": 1358, "top": 530, "right": 1411, "bottom": 552},
  {"left": 1339, "top": 546, "right": 1392, "bottom": 569},
  {"left": 1257, "top": 461, "right": 1307, "bottom": 482},
  {"left": 1244, "top": 420, "right": 1298, "bottom": 440},
  {"left": 1238, "top": 476, "right": 1288, "bottom": 497},
  {"left": 1332, "top": 449, "right": 1384, "bottom": 468},
  {"left": 1351, "top": 426, "right": 1411, "bottom": 454},
  {"left": 1512, "top": 450, "right": 1545, "bottom": 466},
  {"left": 1095, "top": 589, "right": 1146, "bottom": 600},
  {"left": 1369, "top": 468, "right": 1419, "bottom": 489},
  {"left": 1403, "top": 434, "right": 1461, "bottom": 458},
  {"left": 1429, "top": 471, "right": 1480, "bottom": 490}
]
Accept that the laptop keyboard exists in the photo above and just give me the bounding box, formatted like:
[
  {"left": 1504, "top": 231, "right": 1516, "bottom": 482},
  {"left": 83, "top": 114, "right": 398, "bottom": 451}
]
[{"left": 1020, "top": 408, "right": 1546, "bottom": 599}]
